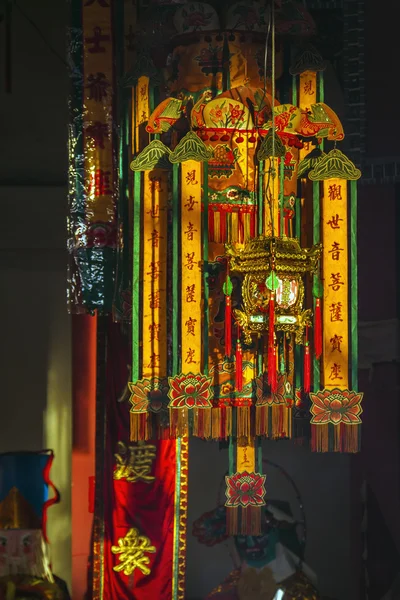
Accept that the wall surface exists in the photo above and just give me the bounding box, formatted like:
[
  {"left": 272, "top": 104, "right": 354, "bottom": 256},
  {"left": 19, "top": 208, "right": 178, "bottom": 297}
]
[
  {"left": 0, "top": 0, "right": 71, "bottom": 591},
  {"left": 0, "top": 187, "right": 72, "bottom": 590}
]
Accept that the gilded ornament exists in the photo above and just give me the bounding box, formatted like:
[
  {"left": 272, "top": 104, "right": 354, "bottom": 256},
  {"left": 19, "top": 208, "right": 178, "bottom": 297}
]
[
  {"left": 130, "top": 140, "right": 172, "bottom": 171},
  {"left": 113, "top": 441, "right": 157, "bottom": 484},
  {"left": 169, "top": 131, "right": 212, "bottom": 163},
  {"left": 308, "top": 148, "right": 361, "bottom": 181},
  {"left": 227, "top": 237, "right": 321, "bottom": 344},
  {"left": 112, "top": 528, "right": 156, "bottom": 576}
]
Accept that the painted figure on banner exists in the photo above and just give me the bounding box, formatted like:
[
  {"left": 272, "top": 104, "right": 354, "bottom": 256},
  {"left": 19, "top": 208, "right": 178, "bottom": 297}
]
[{"left": 193, "top": 497, "right": 319, "bottom": 599}]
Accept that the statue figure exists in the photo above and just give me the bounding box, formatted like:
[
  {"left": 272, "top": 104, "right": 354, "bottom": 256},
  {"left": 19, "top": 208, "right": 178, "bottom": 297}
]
[
  {"left": 0, "top": 452, "right": 70, "bottom": 600},
  {"left": 193, "top": 463, "right": 321, "bottom": 600}
]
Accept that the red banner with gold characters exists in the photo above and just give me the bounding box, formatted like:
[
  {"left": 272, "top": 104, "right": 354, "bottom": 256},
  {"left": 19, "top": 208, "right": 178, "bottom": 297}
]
[{"left": 92, "top": 324, "right": 187, "bottom": 600}]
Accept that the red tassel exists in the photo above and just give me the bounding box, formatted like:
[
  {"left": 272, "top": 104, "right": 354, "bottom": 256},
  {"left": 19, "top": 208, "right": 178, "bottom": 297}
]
[
  {"left": 235, "top": 330, "right": 243, "bottom": 392},
  {"left": 268, "top": 345, "right": 277, "bottom": 393},
  {"left": 225, "top": 295, "right": 232, "bottom": 357},
  {"left": 303, "top": 343, "right": 311, "bottom": 393},
  {"left": 268, "top": 292, "right": 275, "bottom": 348},
  {"left": 314, "top": 298, "right": 322, "bottom": 359},
  {"left": 267, "top": 292, "right": 277, "bottom": 392}
]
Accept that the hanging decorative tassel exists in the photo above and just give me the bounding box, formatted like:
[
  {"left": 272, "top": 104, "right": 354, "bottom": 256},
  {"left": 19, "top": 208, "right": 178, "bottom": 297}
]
[
  {"left": 303, "top": 332, "right": 311, "bottom": 393},
  {"left": 255, "top": 404, "right": 269, "bottom": 436},
  {"left": 235, "top": 402, "right": 252, "bottom": 439},
  {"left": 314, "top": 298, "right": 322, "bottom": 359},
  {"left": 235, "top": 326, "right": 243, "bottom": 392},
  {"left": 211, "top": 402, "right": 232, "bottom": 440},
  {"left": 223, "top": 272, "right": 233, "bottom": 357},
  {"left": 226, "top": 505, "right": 263, "bottom": 536},
  {"left": 169, "top": 408, "right": 189, "bottom": 438},
  {"left": 268, "top": 289, "right": 275, "bottom": 348},
  {"left": 267, "top": 292, "right": 276, "bottom": 392},
  {"left": 130, "top": 413, "right": 152, "bottom": 442},
  {"left": 266, "top": 270, "right": 278, "bottom": 393},
  {"left": 312, "top": 275, "right": 323, "bottom": 360},
  {"left": 268, "top": 344, "right": 277, "bottom": 393},
  {"left": 226, "top": 470, "right": 266, "bottom": 536},
  {"left": 225, "top": 296, "right": 232, "bottom": 356},
  {"left": 192, "top": 407, "right": 212, "bottom": 439}
]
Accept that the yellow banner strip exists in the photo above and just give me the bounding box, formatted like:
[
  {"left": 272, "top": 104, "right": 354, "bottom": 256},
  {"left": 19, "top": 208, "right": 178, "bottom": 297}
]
[
  {"left": 236, "top": 443, "right": 255, "bottom": 473},
  {"left": 299, "top": 71, "right": 317, "bottom": 162},
  {"left": 135, "top": 76, "right": 150, "bottom": 154},
  {"left": 181, "top": 161, "right": 202, "bottom": 373},
  {"left": 322, "top": 178, "right": 349, "bottom": 388},
  {"left": 142, "top": 170, "right": 168, "bottom": 379},
  {"left": 264, "top": 158, "right": 280, "bottom": 237},
  {"left": 83, "top": 1, "right": 115, "bottom": 224}
]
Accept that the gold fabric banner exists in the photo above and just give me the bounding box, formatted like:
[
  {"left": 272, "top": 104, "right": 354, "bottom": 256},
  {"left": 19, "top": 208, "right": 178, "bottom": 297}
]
[
  {"left": 142, "top": 170, "right": 168, "bottom": 379},
  {"left": 264, "top": 158, "right": 280, "bottom": 237},
  {"left": 83, "top": 0, "right": 114, "bottom": 224},
  {"left": 134, "top": 76, "right": 150, "bottom": 154},
  {"left": 322, "top": 178, "right": 349, "bottom": 388},
  {"left": 181, "top": 160, "right": 202, "bottom": 373},
  {"left": 299, "top": 71, "right": 317, "bottom": 162},
  {"left": 236, "top": 443, "right": 255, "bottom": 473}
]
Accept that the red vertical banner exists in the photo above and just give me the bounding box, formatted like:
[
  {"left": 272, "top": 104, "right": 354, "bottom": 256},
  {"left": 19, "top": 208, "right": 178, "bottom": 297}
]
[{"left": 93, "top": 324, "right": 184, "bottom": 600}]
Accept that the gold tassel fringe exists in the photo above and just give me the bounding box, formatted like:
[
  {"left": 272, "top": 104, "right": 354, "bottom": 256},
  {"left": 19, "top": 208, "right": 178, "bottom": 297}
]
[
  {"left": 192, "top": 408, "right": 212, "bottom": 439},
  {"left": 226, "top": 506, "right": 262, "bottom": 536},
  {"left": 169, "top": 408, "right": 189, "bottom": 438},
  {"left": 311, "top": 423, "right": 360, "bottom": 452},
  {"left": 236, "top": 407, "right": 251, "bottom": 439},
  {"left": 130, "top": 412, "right": 152, "bottom": 442},
  {"left": 211, "top": 406, "right": 232, "bottom": 440},
  {"left": 271, "top": 405, "right": 292, "bottom": 439},
  {"left": 255, "top": 405, "right": 269, "bottom": 436}
]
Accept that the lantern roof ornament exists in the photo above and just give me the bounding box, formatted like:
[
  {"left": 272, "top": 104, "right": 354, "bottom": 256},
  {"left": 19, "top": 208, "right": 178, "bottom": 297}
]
[{"left": 227, "top": 236, "right": 322, "bottom": 275}]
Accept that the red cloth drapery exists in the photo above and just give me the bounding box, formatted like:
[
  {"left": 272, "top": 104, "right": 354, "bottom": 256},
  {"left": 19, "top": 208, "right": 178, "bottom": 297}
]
[{"left": 95, "top": 323, "right": 179, "bottom": 599}]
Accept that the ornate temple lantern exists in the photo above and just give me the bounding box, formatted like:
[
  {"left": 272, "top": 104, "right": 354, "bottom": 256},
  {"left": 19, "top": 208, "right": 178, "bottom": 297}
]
[
  {"left": 227, "top": 236, "right": 321, "bottom": 344},
  {"left": 67, "top": 0, "right": 364, "bottom": 595}
]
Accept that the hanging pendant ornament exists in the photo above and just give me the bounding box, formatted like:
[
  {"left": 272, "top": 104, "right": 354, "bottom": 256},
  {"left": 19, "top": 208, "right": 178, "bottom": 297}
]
[
  {"left": 223, "top": 272, "right": 233, "bottom": 358},
  {"left": 313, "top": 275, "right": 323, "bottom": 360},
  {"left": 235, "top": 325, "right": 243, "bottom": 392},
  {"left": 303, "top": 328, "right": 311, "bottom": 394},
  {"left": 266, "top": 270, "right": 279, "bottom": 393}
]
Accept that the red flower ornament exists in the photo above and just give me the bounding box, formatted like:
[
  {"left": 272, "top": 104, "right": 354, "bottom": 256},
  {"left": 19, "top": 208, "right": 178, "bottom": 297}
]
[
  {"left": 225, "top": 472, "right": 266, "bottom": 508},
  {"left": 128, "top": 377, "right": 168, "bottom": 413},
  {"left": 309, "top": 388, "right": 363, "bottom": 425},
  {"left": 168, "top": 373, "right": 213, "bottom": 409}
]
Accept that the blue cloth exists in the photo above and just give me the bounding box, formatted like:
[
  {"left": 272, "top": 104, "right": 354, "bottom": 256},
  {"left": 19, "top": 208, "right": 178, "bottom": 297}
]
[{"left": 0, "top": 452, "right": 51, "bottom": 519}]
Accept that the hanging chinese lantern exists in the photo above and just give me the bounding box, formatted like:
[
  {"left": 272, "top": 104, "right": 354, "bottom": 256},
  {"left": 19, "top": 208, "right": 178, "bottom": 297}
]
[{"left": 69, "top": 0, "right": 363, "bottom": 596}]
